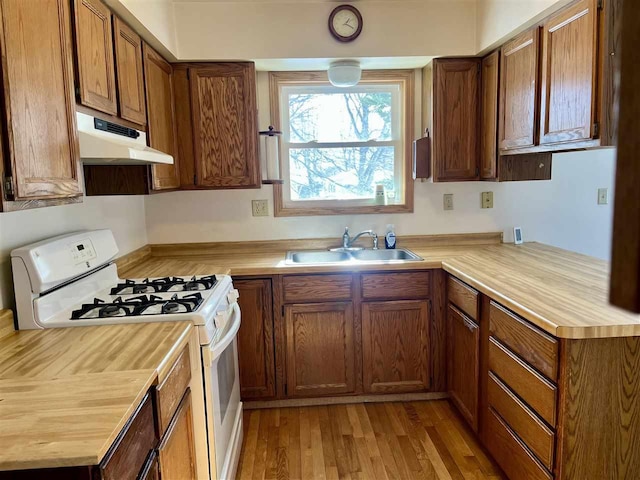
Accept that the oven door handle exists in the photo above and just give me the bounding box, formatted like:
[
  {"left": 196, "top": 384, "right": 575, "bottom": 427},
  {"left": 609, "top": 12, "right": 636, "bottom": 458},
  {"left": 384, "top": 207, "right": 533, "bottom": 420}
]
[{"left": 204, "top": 302, "right": 241, "bottom": 366}]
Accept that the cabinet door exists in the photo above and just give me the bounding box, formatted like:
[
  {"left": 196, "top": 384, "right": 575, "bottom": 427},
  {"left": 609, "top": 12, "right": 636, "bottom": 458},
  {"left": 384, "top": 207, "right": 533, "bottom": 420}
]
[
  {"left": 362, "top": 300, "right": 430, "bottom": 394},
  {"left": 113, "top": 16, "right": 146, "bottom": 126},
  {"left": 189, "top": 63, "right": 260, "bottom": 188},
  {"left": 143, "top": 44, "right": 180, "bottom": 191},
  {"left": 139, "top": 451, "right": 160, "bottom": 480},
  {"left": 433, "top": 58, "right": 480, "bottom": 182},
  {"left": 539, "top": 0, "right": 598, "bottom": 145},
  {"left": 285, "top": 302, "right": 356, "bottom": 397},
  {"left": 0, "top": 0, "right": 81, "bottom": 200},
  {"left": 447, "top": 305, "right": 480, "bottom": 431},
  {"left": 235, "top": 279, "right": 276, "bottom": 400},
  {"left": 158, "top": 389, "right": 196, "bottom": 480},
  {"left": 499, "top": 28, "right": 540, "bottom": 151},
  {"left": 481, "top": 51, "right": 500, "bottom": 180},
  {"left": 72, "top": 0, "right": 117, "bottom": 115}
]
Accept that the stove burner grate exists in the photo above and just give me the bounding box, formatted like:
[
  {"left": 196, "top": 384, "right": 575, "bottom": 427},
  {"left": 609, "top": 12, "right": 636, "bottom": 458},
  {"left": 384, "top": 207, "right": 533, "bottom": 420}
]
[
  {"left": 110, "top": 275, "right": 218, "bottom": 295},
  {"left": 70, "top": 293, "right": 204, "bottom": 319}
]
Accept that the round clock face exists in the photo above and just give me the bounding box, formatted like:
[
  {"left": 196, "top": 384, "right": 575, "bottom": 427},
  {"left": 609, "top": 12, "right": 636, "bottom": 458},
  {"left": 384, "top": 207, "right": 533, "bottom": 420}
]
[{"left": 329, "top": 5, "right": 362, "bottom": 42}]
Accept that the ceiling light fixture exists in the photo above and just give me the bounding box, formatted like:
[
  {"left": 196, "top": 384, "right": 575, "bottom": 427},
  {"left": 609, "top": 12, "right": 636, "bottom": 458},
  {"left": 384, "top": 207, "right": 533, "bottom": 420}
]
[{"left": 328, "top": 60, "right": 362, "bottom": 87}]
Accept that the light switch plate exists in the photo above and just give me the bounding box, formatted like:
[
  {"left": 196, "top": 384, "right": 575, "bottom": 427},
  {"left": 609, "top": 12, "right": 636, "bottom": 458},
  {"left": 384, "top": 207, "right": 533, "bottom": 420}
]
[
  {"left": 443, "top": 194, "right": 454, "bottom": 211},
  {"left": 252, "top": 199, "right": 269, "bottom": 216},
  {"left": 597, "top": 188, "right": 608, "bottom": 205},
  {"left": 481, "top": 191, "right": 494, "bottom": 209}
]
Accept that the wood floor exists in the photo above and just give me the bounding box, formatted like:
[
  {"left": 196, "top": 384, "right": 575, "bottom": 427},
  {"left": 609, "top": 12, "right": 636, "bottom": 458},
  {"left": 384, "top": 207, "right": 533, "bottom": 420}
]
[{"left": 237, "top": 400, "right": 505, "bottom": 480}]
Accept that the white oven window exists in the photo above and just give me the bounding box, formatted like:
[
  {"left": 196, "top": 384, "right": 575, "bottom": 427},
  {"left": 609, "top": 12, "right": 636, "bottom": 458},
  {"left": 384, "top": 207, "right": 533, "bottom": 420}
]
[{"left": 217, "top": 340, "right": 235, "bottom": 423}]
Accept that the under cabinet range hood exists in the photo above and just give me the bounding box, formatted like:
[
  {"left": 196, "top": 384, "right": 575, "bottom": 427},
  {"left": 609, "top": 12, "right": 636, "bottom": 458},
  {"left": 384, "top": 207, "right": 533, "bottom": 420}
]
[{"left": 76, "top": 112, "right": 173, "bottom": 165}]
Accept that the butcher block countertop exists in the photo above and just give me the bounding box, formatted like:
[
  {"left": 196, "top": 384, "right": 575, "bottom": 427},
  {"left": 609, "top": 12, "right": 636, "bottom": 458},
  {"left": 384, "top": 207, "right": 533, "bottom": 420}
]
[
  {"left": 118, "top": 233, "right": 640, "bottom": 339},
  {"left": 0, "top": 311, "right": 192, "bottom": 471}
]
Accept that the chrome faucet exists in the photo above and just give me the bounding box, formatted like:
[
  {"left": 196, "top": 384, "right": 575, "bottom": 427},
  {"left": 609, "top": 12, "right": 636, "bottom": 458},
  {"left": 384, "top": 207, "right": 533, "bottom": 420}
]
[{"left": 342, "top": 227, "right": 378, "bottom": 250}]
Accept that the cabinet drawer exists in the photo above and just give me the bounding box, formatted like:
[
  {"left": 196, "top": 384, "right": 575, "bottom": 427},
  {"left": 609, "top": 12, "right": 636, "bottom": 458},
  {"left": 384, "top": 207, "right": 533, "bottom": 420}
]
[
  {"left": 486, "top": 407, "right": 552, "bottom": 480},
  {"left": 284, "top": 274, "right": 353, "bottom": 303},
  {"left": 488, "top": 372, "right": 555, "bottom": 469},
  {"left": 361, "top": 271, "right": 431, "bottom": 300},
  {"left": 100, "top": 393, "right": 157, "bottom": 480},
  {"left": 447, "top": 276, "right": 479, "bottom": 319},
  {"left": 490, "top": 301, "right": 558, "bottom": 381},
  {"left": 156, "top": 347, "right": 191, "bottom": 435},
  {"left": 489, "top": 337, "right": 557, "bottom": 426}
]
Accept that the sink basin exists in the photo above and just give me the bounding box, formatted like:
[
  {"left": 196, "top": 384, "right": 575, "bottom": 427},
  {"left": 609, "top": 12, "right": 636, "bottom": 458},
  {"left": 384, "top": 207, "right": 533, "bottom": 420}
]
[
  {"left": 350, "top": 249, "right": 422, "bottom": 261},
  {"left": 289, "top": 251, "right": 352, "bottom": 264},
  {"left": 285, "top": 248, "right": 423, "bottom": 265}
]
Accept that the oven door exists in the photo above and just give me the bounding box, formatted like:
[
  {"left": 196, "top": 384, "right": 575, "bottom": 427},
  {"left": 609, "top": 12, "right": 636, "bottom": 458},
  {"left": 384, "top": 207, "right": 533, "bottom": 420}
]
[{"left": 202, "top": 302, "right": 243, "bottom": 480}]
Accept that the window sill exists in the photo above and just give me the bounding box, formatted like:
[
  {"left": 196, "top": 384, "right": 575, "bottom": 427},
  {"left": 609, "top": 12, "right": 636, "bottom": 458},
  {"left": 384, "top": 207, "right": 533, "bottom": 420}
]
[{"left": 272, "top": 184, "right": 413, "bottom": 217}]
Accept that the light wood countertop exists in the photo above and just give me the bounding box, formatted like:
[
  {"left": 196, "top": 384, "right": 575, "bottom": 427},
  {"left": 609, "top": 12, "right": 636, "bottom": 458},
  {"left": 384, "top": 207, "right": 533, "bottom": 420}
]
[
  {"left": 118, "top": 235, "right": 640, "bottom": 339},
  {"left": 0, "top": 310, "right": 192, "bottom": 471}
]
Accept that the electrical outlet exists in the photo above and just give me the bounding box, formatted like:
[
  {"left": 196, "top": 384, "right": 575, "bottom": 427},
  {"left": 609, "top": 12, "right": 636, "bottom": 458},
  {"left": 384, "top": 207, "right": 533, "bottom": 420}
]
[
  {"left": 443, "top": 194, "right": 454, "bottom": 211},
  {"left": 597, "top": 188, "right": 608, "bottom": 205},
  {"left": 481, "top": 191, "right": 494, "bottom": 209},
  {"left": 252, "top": 199, "right": 269, "bottom": 216}
]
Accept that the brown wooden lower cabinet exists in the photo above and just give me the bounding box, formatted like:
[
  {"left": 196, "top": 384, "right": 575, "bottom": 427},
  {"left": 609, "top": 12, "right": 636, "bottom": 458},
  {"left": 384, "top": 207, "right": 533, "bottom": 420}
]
[
  {"left": 138, "top": 451, "right": 160, "bottom": 480},
  {"left": 285, "top": 302, "right": 356, "bottom": 397},
  {"left": 362, "top": 300, "right": 430, "bottom": 394},
  {"left": 235, "top": 278, "right": 276, "bottom": 400},
  {"left": 447, "top": 304, "right": 479, "bottom": 431},
  {"left": 157, "top": 389, "right": 196, "bottom": 480}
]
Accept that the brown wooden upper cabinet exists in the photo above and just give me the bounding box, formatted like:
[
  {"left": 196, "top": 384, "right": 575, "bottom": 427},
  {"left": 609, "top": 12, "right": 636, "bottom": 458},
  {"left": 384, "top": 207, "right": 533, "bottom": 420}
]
[
  {"left": 143, "top": 44, "right": 180, "bottom": 191},
  {"left": 480, "top": 51, "right": 500, "bottom": 180},
  {"left": 113, "top": 17, "right": 147, "bottom": 126},
  {"left": 182, "top": 63, "right": 261, "bottom": 189},
  {"left": 72, "top": 0, "right": 118, "bottom": 116},
  {"left": 430, "top": 58, "right": 481, "bottom": 182},
  {"left": 539, "top": 0, "right": 599, "bottom": 145},
  {"left": 499, "top": 28, "right": 540, "bottom": 151},
  {"left": 0, "top": 0, "right": 82, "bottom": 205}
]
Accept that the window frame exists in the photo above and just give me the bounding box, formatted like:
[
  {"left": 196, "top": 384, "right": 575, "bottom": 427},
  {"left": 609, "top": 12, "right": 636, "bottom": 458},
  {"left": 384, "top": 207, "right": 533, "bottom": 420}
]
[{"left": 269, "top": 70, "right": 415, "bottom": 217}]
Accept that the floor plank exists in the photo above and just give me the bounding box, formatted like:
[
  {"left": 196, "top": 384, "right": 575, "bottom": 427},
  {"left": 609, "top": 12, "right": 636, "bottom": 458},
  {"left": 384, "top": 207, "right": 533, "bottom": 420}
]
[{"left": 238, "top": 400, "right": 504, "bottom": 480}]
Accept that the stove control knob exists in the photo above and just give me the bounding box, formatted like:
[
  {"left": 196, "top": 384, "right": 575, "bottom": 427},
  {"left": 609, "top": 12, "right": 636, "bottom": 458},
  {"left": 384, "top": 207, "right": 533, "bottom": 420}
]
[{"left": 227, "top": 289, "right": 239, "bottom": 304}]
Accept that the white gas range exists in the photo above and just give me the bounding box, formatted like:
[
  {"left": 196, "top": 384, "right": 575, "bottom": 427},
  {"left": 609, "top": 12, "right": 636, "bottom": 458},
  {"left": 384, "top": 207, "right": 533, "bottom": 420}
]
[{"left": 11, "top": 230, "right": 243, "bottom": 480}]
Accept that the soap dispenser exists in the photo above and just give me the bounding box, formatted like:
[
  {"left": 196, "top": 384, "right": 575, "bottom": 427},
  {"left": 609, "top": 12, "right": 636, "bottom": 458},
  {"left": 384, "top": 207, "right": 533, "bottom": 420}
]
[{"left": 385, "top": 224, "right": 396, "bottom": 249}]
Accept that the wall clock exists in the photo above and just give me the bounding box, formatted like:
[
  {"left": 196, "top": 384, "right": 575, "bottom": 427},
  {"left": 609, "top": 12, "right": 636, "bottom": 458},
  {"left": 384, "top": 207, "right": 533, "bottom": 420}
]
[{"left": 328, "top": 5, "right": 363, "bottom": 42}]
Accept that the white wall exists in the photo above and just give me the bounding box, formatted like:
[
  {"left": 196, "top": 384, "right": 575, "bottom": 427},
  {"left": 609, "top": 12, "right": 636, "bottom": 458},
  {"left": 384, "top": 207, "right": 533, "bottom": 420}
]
[
  {"left": 475, "top": 0, "right": 572, "bottom": 53},
  {"left": 173, "top": 1, "right": 477, "bottom": 61},
  {"left": 0, "top": 197, "right": 148, "bottom": 309},
  {"left": 145, "top": 148, "right": 616, "bottom": 261}
]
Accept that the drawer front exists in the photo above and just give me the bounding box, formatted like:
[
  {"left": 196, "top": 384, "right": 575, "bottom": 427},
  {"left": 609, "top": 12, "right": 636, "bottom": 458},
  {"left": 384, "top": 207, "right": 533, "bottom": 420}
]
[
  {"left": 489, "top": 337, "right": 557, "bottom": 426},
  {"left": 486, "top": 407, "right": 552, "bottom": 480},
  {"left": 490, "top": 301, "right": 559, "bottom": 381},
  {"left": 101, "top": 394, "right": 157, "bottom": 480},
  {"left": 447, "top": 276, "right": 479, "bottom": 320},
  {"left": 361, "top": 271, "right": 431, "bottom": 300},
  {"left": 488, "top": 372, "right": 555, "bottom": 469},
  {"left": 156, "top": 347, "right": 191, "bottom": 435},
  {"left": 284, "top": 274, "right": 353, "bottom": 303}
]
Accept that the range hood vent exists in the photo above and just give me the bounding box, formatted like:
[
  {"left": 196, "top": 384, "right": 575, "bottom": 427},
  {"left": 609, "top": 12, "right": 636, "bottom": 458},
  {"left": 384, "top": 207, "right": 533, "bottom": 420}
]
[{"left": 77, "top": 112, "right": 173, "bottom": 166}]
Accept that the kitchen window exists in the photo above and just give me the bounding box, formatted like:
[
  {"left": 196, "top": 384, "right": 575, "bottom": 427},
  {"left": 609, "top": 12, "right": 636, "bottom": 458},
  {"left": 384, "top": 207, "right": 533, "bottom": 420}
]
[{"left": 269, "top": 70, "right": 415, "bottom": 216}]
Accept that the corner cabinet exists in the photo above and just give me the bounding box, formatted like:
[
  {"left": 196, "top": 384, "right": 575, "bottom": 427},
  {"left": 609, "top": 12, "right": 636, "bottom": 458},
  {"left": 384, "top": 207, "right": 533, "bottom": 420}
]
[
  {"left": 173, "top": 63, "right": 261, "bottom": 190},
  {"left": 480, "top": 51, "right": 500, "bottom": 180},
  {"left": 143, "top": 44, "right": 180, "bottom": 191},
  {"left": 0, "top": 0, "right": 82, "bottom": 208},
  {"left": 235, "top": 278, "right": 276, "bottom": 400},
  {"left": 362, "top": 300, "right": 430, "bottom": 393}
]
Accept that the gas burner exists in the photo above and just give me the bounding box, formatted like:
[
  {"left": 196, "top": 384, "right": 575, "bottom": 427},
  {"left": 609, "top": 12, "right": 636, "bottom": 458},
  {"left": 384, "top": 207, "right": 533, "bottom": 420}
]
[
  {"left": 70, "top": 293, "right": 204, "bottom": 320},
  {"left": 110, "top": 275, "right": 218, "bottom": 295}
]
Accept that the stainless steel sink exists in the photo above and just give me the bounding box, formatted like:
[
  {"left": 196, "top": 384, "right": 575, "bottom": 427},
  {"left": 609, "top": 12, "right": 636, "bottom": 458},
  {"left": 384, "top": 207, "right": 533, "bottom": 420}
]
[
  {"left": 350, "top": 249, "right": 422, "bottom": 261},
  {"left": 289, "top": 251, "right": 352, "bottom": 264},
  {"left": 285, "top": 248, "right": 423, "bottom": 265}
]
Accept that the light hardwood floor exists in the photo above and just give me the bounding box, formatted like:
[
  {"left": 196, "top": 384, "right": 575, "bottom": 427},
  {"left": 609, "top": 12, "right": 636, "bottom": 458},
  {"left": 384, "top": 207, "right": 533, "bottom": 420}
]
[{"left": 237, "top": 400, "right": 505, "bottom": 480}]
